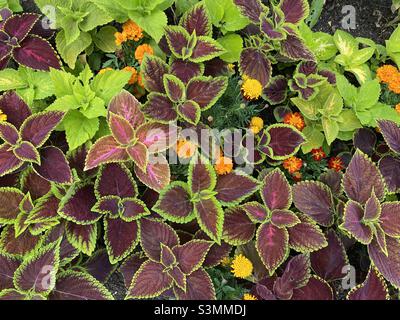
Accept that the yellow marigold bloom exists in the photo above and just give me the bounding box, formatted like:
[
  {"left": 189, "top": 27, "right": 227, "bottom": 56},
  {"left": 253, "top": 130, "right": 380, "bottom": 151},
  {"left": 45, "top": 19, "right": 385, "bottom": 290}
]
[
  {"left": 98, "top": 67, "right": 113, "bottom": 75},
  {"left": 123, "top": 66, "right": 138, "bottom": 85},
  {"left": 122, "top": 20, "right": 143, "bottom": 41},
  {"left": 242, "top": 77, "right": 263, "bottom": 100},
  {"left": 396, "top": 103, "right": 400, "bottom": 114},
  {"left": 250, "top": 116, "right": 264, "bottom": 134},
  {"left": 283, "top": 156, "right": 303, "bottom": 174},
  {"left": 283, "top": 112, "right": 305, "bottom": 131},
  {"left": 176, "top": 139, "right": 197, "bottom": 159},
  {"left": 0, "top": 110, "right": 7, "bottom": 122},
  {"left": 231, "top": 254, "right": 253, "bottom": 279},
  {"left": 114, "top": 32, "right": 127, "bottom": 46},
  {"left": 243, "top": 293, "right": 257, "bottom": 301},
  {"left": 215, "top": 156, "right": 233, "bottom": 175},
  {"left": 135, "top": 44, "right": 154, "bottom": 64},
  {"left": 220, "top": 256, "right": 232, "bottom": 267},
  {"left": 377, "top": 65, "right": 399, "bottom": 84}
]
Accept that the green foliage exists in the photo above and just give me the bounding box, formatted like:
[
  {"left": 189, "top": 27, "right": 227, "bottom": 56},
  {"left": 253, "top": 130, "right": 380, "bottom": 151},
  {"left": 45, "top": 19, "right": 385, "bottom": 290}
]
[
  {"left": 90, "top": 0, "right": 174, "bottom": 42},
  {"left": 208, "top": 267, "right": 246, "bottom": 300},
  {"left": 217, "top": 34, "right": 243, "bottom": 63},
  {"left": 305, "top": 0, "right": 325, "bottom": 28},
  {"left": 35, "top": 0, "right": 115, "bottom": 69},
  {"left": 0, "top": 67, "right": 54, "bottom": 106},
  {"left": 46, "top": 65, "right": 130, "bottom": 150},
  {"left": 386, "top": 25, "right": 400, "bottom": 69},
  {"left": 0, "top": 0, "right": 22, "bottom": 12}
]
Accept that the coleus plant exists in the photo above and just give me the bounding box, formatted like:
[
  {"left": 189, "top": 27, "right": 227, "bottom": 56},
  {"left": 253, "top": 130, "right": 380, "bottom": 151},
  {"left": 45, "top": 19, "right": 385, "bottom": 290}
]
[
  {"left": 223, "top": 168, "right": 328, "bottom": 275},
  {"left": 0, "top": 12, "right": 60, "bottom": 70},
  {"left": 234, "top": 0, "right": 314, "bottom": 87},
  {"left": 126, "top": 218, "right": 216, "bottom": 300},
  {"left": 339, "top": 149, "right": 400, "bottom": 288},
  {"left": 153, "top": 154, "right": 260, "bottom": 243},
  {"left": 251, "top": 254, "right": 334, "bottom": 300},
  {"left": 34, "top": 0, "right": 114, "bottom": 69},
  {"left": 0, "top": 92, "right": 72, "bottom": 184},
  {"left": 47, "top": 65, "right": 131, "bottom": 150},
  {"left": 85, "top": 90, "right": 178, "bottom": 192},
  {"left": 0, "top": 240, "right": 114, "bottom": 300}
]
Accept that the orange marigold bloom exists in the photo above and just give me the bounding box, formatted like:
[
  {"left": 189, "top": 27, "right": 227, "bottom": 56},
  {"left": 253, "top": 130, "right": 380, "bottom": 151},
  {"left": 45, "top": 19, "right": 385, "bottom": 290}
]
[
  {"left": 283, "top": 156, "right": 303, "bottom": 174},
  {"left": 122, "top": 20, "right": 143, "bottom": 41},
  {"left": 135, "top": 44, "right": 153, "bottom": 64},
  {"left": 388, "top": 76, "right": 400, "bottom": 94},
  {"left": 311, "top": 147, "right": 326, "bottom": 161},
  {"left": 328, "top": 157, "right": 345, "bottom": 172},
  {"left": 283, "top": 112, "right": 305, "bottom": 131},
  {"left": 292, "top": 171, "right": 302, "bottom": 182},
  {"left": 396, "top": 103, "right": 400, "bottom": 114},
  {"left": 376, "top": 65, "right": 399, "bottom": 84},
  {"left": 176, "top": 139, "right": 197, "bottom": 159},
  {"left": 114, "top": 32, "right": 127, "bottom": 46},
  {"left": 98, "top": 67, "right": 113, "bottom": 75},
  {"left": 123, "top": 66, "right": 138, "bottom": 85},
  {"left": 215, "top": 156, "right": 233, "bottom": 175},
  {"left": 137, "top": 73, "right": 145, "bottom": 88}
]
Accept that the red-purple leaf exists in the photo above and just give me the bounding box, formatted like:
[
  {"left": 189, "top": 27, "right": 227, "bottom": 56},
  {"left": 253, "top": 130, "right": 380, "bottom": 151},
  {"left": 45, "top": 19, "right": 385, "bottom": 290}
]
[
  {"left": 108, "top": 90, "right": 145, "bottom": 130},
  {"left": 215, "top": 172, "right": 259, "bottom": 206},
  {"left": 354, "top": 128, "right": 377, "bottom": 156},
  {"left": 0, "top": 143, "right": 23, "bottom": 176},
  {"left": 141, "top": 55, "right": 169, "bottom": 93},
  {"left": 134, "top": 154, "right": 170, "bottom": 192},
  {"left": 379, "top": 156, "right": 400, "bottom": 193},
  {"left": 143, "top": 93, "right": 177, "bottom": 122},
  {"left": 186, "top": 76, "right": 227, "bottom": 110},
  {"left": 65, "top": 222, "right": 97, "bottom": 256},
  {"left": 310, "top": 230, "right": 348, "bottom": 281},
  {"left": 153, "top": 182, "right": 194, "bottom": 223},
  {"left": 33, "top": 146, "right": 72, "bottom": 184},
  {"left": 239, "top": 48, "right": 271, "bottom": 87},
  {"left": 83, "top": 249, "right": 116, "bottom": 283},
  {"left": 347, "top": 267, "right": 389, "bottom": 300},
  {"left": 368, "top": 236, "right": 400, "bottom": 288},
  {"left": 241, "top": 202, "right": 269, "bottom": 223},
  {"left": 189, "top": 159, "right": 216, "bottom": 194},
  {"left": 173, "top": 240, "right": 211, "bottom": 275},
  {"left": 177, "top": 100, "right": 201, "bottom": 124},
  {"left": 49, "top": 271, "right": 113, "bottom": 300},
  {"left": 293, "top": 181, "right": 334, "bottom": 227},
  {"left": 85, "top": 135, "right": 129, "bottom": 171},
  {"left": 174, "top": 268, "right": 215, "bottom": 300},
  {"left": 0, "top": 252, "right": 21, "bottom": 290},
  {"left": 180, "top": 3, "right": 212, "bottom": 37},
  {"left": 271, "top": 210, "right": 301, "bottom": 228},
  {"left": 0, "top": 91, "right": 31, "bottom": 129},
  {"left": 136, "top": 122, "right": 178, "bottom": 153},
  {"left": 95, "top": 163, "right": 137, "bottom": 198},
  {"left": 288, "top": 214, "right": 327, "bottom": 253},
  {"left": 140, "top": 218, "right": 179, "bottom": 262},
  {"left": 195, "top": 197, "right": 224, "bottom": 243},
  {"left": 108, "top": 113, "right": 135, "bottom": 145},
  {"left": 120, "top": 198, "right": 149, "bottom": 221},
  {"left": 163, "top": 74, "right": 185, "bottom": 103},
  {"left": 279, "top": 0, "right": 309, "bottom": 24},
  {"left": 93, "top": 196, "right": 119, "bottom": 217},
  {"left": 343, "top": 150, "right": 385, "bottom": 205},
  {"left": 0, "top": 122, "right": 19, "bottom": 145},
  {"left": 280, "top": 35, "right": 315, "bottom": 61},
  {"left": 319, "top": 170, "right": 343, "bottom": 195},
  {"left": 266, "top": 125, "right": 305, "bottom": 159},
  {"left": 3, "top": 14, "right": 39, "bottom": 41},
  {"left": 14, "top": 35, "right": 60, "bottom": 71},
  {"left": 364, "top": 191, "right": 381, "bottom": 222},
  {"left": 256, "top": 222, "right": 289, "bottom": 274},
  {"left": 377, "top": 120, "right": 400, "bottom": 154},
  {"left": 127, "top": 142, "right": 148, "bottom": 172},
  {"left": 191, "top": 37, "right": 225, "bottom": 63},
  {"left": 291, "top": 276, "right": 333, "bottom": 300},
  {"left": 0, "top": 226, "right": 41, "bottom": 256},
  {"left": 0, "top": 187, "right": 24, "bottom": 223},
  {"left": 13, "top": 141, "right": 40, "bottom": 164},
  {"left": 223, "top": 206, "right": 256, "bottom": 245},
  {"left": 262, "top": 169, "right": 292, "bottom": 211},
  {"left": 164, "top": 26, "right": 190, "bottom": 58},
  {"left": 233, "top": 0, "right": 264, "bottom": 24},
  {"left": 196, "top": 230, "right": 232, "bottom": 268},
  {"left": 160, "top": 244, "right": 176, "bottom": 267},
  {"left": 260, "top": 15, "right": 285, "bottom": 40},
  {"left": 379, "top": 202, "right": 400, "bottom": 238},
  {"left": 263, "top": 76, "right": 288, "bottom": 105},
  {"left": 104, "top": 217, "right": 139, "bottom": 264},
  {"left": 26, "top": 195, "right": 59, "bottom": 224},
  {"left": 168, "top": 266, "right": 186, "bottom": 291},
  {"left": 20, "top": 111, "right": 64, "bottom": 147},
  {"left": 59, "top": 184, "right": 100, "bottom": 225},
  {"left": 170, "top": 59, "right": 203, "bottom": 84},
  {"left": 127, "top": 260, "right": 173, "bottom": 299},
  {"left": 119, "top": 254, "right": 146, "bottom": 289}
]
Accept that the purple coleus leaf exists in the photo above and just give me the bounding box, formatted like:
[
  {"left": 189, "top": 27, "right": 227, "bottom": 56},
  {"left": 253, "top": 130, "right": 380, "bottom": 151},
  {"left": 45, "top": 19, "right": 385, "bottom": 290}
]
[
  {"left": 65, "top": 222, "right": 97, "bottom": 256},
  {"left": 195, "top": 230, "right": 232, "bottom": 268},
  {"left": 143, "top": 92, "right": 178, "bottom": 122},
  {"left": 186, "top": 76, "right": 228, "bottom": 110},
  {"left": 279, "top": 0, "right": 310, "bottom": 25},
  {"left": 377, "top": 120, "right": 400, "bottom": 154},
  {"left": 379, "top": 156, "right": 400, "bottom": 193},
  {"left": 170, "top": 59, "right": 204, "bottom": 84},
  {"left": 0, "top": 91, "right": 32, "bottom": 129},
  {"left": 134, "top": 154, "right": 171, "bottom": 192},
  {"left": 95, "top": 163, "right": 137, "bottom": 198},
  {"left": 0, "top": 122, "right": 19, "bottom": 145},
  {"left": 261, "top": 169, "right": 292, "bottom": 210},
  {"left": 233, "top": 0, "right": 264, "bottom": 24},
  {"left": 347, "top": 267, "right": 389, "bottom": 300},
  {"left": 222, "top": 207, "right": 256, "bottom": 245},
  {"left": 179, "top": 2, "right": 212, "bottom": 37},
  {"left": 0, "top": 252, "right": 21, "bottom": 291},
  {"left": 260, "top": 14, "right": 286, "bottom": 40},
  {"left": 174, "top": 268, "right": 216, "bottom": 300},
  {"left": 240, "top": 48, "right": 272, "bottom": 87},
  {"left": 0, "top": 13, "right": 60, "bottom": 71},
  {"left": 291, "top": 276, "right": 333, "bottom": 300},
  {"left": 280, "top": 35, "right": 315, "bottom": 61},
  {"left": 141, "top": 55, "right": 169, "bottom": 93},
  {"left": 263, "top": 76, "right": 288, "bottom": 105},
  {"left": 83, "top": 249, "right": 117, "bottom": 283},
  {"left": 354, "top": 128, "right": 377, "bottom": 156},
  {"left": 0, "top": 187, "right": 24, "bottom": 224}
]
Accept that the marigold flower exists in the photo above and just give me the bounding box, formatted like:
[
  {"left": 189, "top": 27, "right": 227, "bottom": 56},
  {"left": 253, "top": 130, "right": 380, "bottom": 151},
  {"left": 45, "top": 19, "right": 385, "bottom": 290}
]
[
  {"left": 220, "top": 256, "right": 232, "bottom": 267},
  {"left": 231, "top": 254, "right": 253, "bottom": 279},
  {"left": 292, "top": 171, "right": 302, "bottom": 182},
  {"left": 243, "top": 293, "right": 257, "bottom": 301},
  {"left": 215, "top": 156, "right": 233, "bottom": 175},
  {"left": 98, "top": 67, "right": 113, "bottom": 75},
  {"left": 242, "top": 77, "right": 263, "bottom": 100},
  {"left": 176, "top": 139, "right": 197, "bottom": 159},
  {"left": 114, "top": 32, "right": 127, "bottom": 46},
  {"left": 328, "top": 156, "right": 345, "bottom": 172},
  {"left": 396, "top": 103, "right": 400, "bottom": 114},
  {"left": 122, "top": 20, "right": 143, "bottom": 41},
  {"left": 311, "top": 147, "right": 326, "bottom": 161},
  {"left": 135, "top": 44, "right": 154, "bottom": 64},
  {"left": 249, "top": 116, "right": 264, "bottom": 134},
  {"left": 283, "top": 112, "right": 305, "bottom": 131},
  {"left": 283, "top": 156, "right": 303, "bottom": 174},
  {"left": 388, "top": 76, "right": 400, "bottom": 94},
  {"left": 0, "top": 110, "right": 7, "bottom": 122},
  {"left": 376, "top": 65, "right": 399, "bottom": 84},
  {"left": 123, "top": 66, "right": 138, "bottom": 85}
]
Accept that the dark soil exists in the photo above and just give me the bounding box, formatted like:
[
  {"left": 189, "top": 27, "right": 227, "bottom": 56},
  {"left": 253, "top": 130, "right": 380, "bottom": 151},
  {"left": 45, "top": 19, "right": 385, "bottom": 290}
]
[{"left": 313, "top": 0, "right": 397, "bottom": 44}]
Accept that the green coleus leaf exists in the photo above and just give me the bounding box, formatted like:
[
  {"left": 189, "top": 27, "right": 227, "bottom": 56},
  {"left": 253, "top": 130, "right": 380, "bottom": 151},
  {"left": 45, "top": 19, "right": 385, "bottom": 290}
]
[
  {"left": 217, "top": 33, "right": 243, "bottom": 63},
  {"left": 129, "top": 10, "right": 168, "bottom": 43},
  {"left": 333, "top": 29, "right": 358, "bottom": 57},
  {"left": 92, "top": 26, "right": 118, "bottom": 53},
  {"left": 322, "top": 117, "right": 339, "bottom": 145},
  {"left": 56, "top": 30, "right": 92, "bottom": 69}
]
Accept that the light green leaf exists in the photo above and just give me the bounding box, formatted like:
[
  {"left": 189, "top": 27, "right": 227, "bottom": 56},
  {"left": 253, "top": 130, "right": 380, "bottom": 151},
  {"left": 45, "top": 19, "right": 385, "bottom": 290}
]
[
  {"left": 322, "top": 117, "right": 339, "bottom": 145},
  {"left": 350, "top": 47, "right": 375, "bottom": 66},
  {"left": 333, "top": 30, "right": 358, "bottom": 57},
  {"left": 336, "top": 74, "right": 357, "bottom": 106},
  {"left": 93, "top": 26, "right": 118, "bottom": 53},
  {"left": 301, "top": 126, "right": 325, "bottom": 153},
  {"left": 0, "top": 69, "right": 25, "bottom": 91},
  {"left": 47, "top": 95, "right": 81, "bottom": 112},
  {"left": 91, "top": 70, "right": 131, "bottom": 104},
  {"left": 56, "top": 30, "right": 92, "bottom": 69},
  {"left": 80, "top": 97, "right": 107, "bottom": 119},
  {"left": 345, "top": 64, "right": 371, "bottom": 84},
  {"left": 129, "top": 10, "right": 168, "bottom": 43},
  {"left": 64, "top": 111, "right": 99, "bottom": 150},
  {"left": 337, "top": 110, "right": 362, "bottom": 132},
  {"left": 356, "top": 79, "right": 381, "bottom": 110},
  {"left": 79, "top": 2, "right": 113, "bottom": 32},
  {"left": 321, "top": 89, "right": 343, "bottom": 117},
  {"left": 50, "top": 68, "right": 76, "bottom": 97},
  {"left": 217, "top": 34, "right": 243, "bottom": 63}
]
